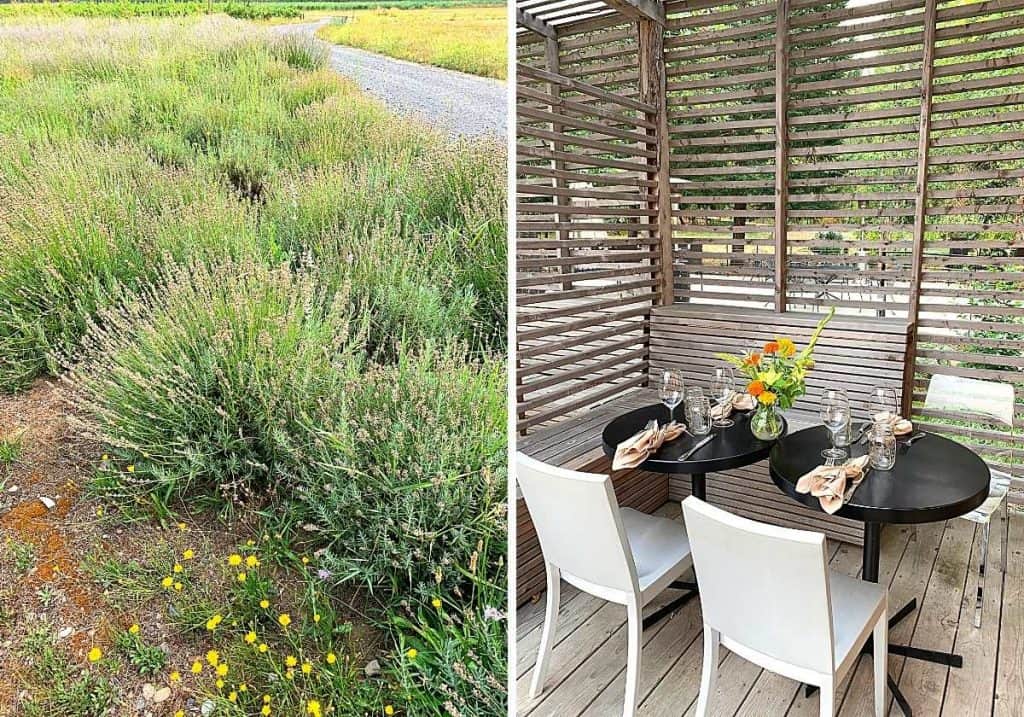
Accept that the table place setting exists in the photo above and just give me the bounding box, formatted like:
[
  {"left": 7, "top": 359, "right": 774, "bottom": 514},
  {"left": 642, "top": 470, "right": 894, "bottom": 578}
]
[
  {"left": 795, "top": 453, "right": 871, "bottom": 514},
  {"left": 612, "top": 419, "right": 688, "bottom": 470}
]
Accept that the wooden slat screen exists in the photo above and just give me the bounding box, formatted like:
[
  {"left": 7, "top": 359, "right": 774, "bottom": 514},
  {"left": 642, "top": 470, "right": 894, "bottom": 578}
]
[{"left": 516, "top": 23, "right": 661, "bottom": 431}]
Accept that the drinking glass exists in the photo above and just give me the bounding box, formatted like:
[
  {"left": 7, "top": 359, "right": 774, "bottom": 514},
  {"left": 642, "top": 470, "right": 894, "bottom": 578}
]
[
  {"left": 659, "top": 369, "right": 684, "bottom": 423},
  {"left": 869, "top": 420, "right": 897, "bottom": 470},
  {"left": 820, "top": 389, "right": 850, "bottom": 460},
  {"left": 870, "top": 386, "right": 900, "bottom": 423},
  {"left": 686, "top": 387, "right": 711, "bottom": 436},
  {"left": 709, "top": 367, "right": 735, "bottom": 428}
]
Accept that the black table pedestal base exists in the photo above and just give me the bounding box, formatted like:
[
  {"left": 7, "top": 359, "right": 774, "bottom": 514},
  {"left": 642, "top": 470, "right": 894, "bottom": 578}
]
[{"left": 643, "top": 580, "right": 698, "bottom": 630}]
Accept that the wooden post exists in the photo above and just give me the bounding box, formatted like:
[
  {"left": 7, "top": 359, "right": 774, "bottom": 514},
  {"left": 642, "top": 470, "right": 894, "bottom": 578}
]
[
  {"left": 903, "top": 0, "right": 938, "bottom": 418},
  {"left": 544, "top": 36, "right": 573, "bottom": 291},
  {"left": 773, "top": 0, "right": 790, "bottom": 313},
  {"left": 638, "top": 19, "right": 673, "bottom": 306}
]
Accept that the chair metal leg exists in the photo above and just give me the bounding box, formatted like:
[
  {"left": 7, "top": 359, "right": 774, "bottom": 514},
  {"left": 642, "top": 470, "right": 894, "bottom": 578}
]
[
  {"left": 623, "top": 597, "right": 643, "bottom": 717},
  {"left": 975, "top": 521, "right": 990, "bottom": 629},
  {"left": 530, "top": 563, "right": 560, "bottom": 699},
  {"left": 695, "top": 625, "right": 719, "bottom": 717},
  {"left": 1001, "top": 499, "right": 1008, "bottom": 574}
]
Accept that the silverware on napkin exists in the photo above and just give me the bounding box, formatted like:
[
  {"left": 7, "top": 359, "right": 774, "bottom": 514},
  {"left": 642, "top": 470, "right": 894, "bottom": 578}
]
[{"left": 679, "top": 434, "right": 714, "bottom": 462}]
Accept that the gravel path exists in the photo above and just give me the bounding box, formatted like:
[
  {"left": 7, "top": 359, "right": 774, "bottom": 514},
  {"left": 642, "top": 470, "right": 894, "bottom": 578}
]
[{"left": 278, "top": 21, "right": 506, "bottom": 139}]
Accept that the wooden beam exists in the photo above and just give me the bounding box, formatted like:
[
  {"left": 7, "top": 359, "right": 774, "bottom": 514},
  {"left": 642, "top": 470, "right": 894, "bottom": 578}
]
[
  {"left": 603, "top": 0, "right": 665, "bottom": 24},
  {"left": 517, "top": 8, "right": 556, "bottom": 39},
  {"left": 543, "top": 37, "right": 574, "bottom": 292},
  {"left": 773, "top": 0, "right": 791, "bottom": 312},
  {"left": 903, "top": 0, "right": 938, "bottom": 418},
  {"left": 638, "top": 19, "right": 672, "bottom": 306}
]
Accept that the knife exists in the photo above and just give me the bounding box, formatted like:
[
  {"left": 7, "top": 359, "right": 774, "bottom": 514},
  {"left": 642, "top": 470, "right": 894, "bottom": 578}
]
[{"left": 679, "top": 434, "right": 714, "bottom": 462}]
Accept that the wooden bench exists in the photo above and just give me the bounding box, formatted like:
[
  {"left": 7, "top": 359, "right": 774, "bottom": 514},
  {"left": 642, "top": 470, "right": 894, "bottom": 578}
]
[{"left": 516, "top": 305, "right": 914, "bottom": 605}]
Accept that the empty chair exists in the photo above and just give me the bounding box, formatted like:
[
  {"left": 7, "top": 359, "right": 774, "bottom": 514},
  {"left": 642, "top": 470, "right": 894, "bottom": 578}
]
[
  {"left": 681, "top": 496, "right": 887, "bottom": 717},
  {"left": 924, "top": 374, "right": 1016, "bottom": 627},
  {"left": 517, "top": 452, "right": 693, "bottom": 717}
]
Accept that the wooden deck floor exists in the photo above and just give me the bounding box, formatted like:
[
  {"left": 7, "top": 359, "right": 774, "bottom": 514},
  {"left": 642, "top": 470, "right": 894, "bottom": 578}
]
[{"left": 515, "top": 503, "right": 1024, "bottom": 716}]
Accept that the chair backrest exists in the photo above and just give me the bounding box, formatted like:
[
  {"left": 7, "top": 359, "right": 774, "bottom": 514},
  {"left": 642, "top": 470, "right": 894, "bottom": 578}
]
[
  {"left": 515, "top": 453, "right": 638, "bottom": 595},
  {"left": 681, "top": 496, "right": 835, "bottom": 675},
  {"left": 924, "top": 375, "right": 1016, "bottom": 469}
]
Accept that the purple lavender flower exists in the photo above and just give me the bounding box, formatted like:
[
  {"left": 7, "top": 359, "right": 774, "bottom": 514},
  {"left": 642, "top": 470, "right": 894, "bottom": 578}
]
[{"left": 317, "top": 568, "right": 332, "bottom": 580}]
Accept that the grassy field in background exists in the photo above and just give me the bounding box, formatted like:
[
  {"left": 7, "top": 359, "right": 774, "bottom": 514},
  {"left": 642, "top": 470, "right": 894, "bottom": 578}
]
[
  {"left": 316, "top": 6, "right": 506, "bottom": 78},
  {"left": 0, "top": 15, "right": 505, "bottom": 716}
]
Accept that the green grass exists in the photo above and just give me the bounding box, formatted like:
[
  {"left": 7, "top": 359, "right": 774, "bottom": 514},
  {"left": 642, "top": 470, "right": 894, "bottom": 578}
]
[
  {"left": 0, "top": 429, "right": 24, "bottom": 466},
  {"left": 18, "top": 622, "right": 117, "bottom": 716},
  {"left": 1, "top": 15, "right": 506, "bottom": 715}
]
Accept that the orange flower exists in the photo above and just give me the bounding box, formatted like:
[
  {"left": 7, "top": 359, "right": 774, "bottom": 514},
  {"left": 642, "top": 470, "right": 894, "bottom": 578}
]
[
  {"left": 764, "top": 341, "right": 779, "bottom": 355},
  {"left": 747, "top": 380, "right": 766, "bottom": 397},
  {"left": 744, "top": 352, "right": 762, "bottom": 367}
]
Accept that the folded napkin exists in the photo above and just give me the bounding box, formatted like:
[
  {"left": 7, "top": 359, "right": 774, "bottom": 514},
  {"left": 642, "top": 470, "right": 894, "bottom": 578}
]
[
  {"left": 613, "top": 420, "right": 687, "bottom": 470},
  {"left": 710, "top": 390, "right": 757, "bottom": 421},
  {"left": 872, "top": 411, "right": 913, "bottom": 436},
  {"left": 796, "top": 454, "right": 871, "bottom": 514}
]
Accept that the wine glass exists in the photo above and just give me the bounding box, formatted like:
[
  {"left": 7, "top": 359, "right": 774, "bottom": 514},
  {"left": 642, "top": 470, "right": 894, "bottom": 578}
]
[
  {"left": 659, "top": 369, "right": 684, "bottom": 423},
  {"left": 709, "top": 367, "right": 735, "bottom": 428},
  {"left": 820, "top": 389, "right": 850, "bottom": 460},
  {"left": 870, "top": 386, "right": 899, "bottom": 423}
]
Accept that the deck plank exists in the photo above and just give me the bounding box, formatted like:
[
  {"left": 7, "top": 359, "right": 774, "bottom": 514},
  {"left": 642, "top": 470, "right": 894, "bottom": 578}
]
[{"left": 994, "top": 511, "right": 1024, "bottom": 716}]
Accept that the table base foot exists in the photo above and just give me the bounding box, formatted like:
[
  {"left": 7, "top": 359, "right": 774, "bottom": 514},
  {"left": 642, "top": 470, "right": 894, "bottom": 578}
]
[
  {"left": 889, "top": 643, "right": 963, "bottom": 668},
  {"left": 804, "top": 672, "right": 912, "bottom": 716},
  {"left": 643, "top": 586, "right": 698, "bottom": 630},
  {"left": 889, "top": 598, "right": 917, "bottom": 628}
]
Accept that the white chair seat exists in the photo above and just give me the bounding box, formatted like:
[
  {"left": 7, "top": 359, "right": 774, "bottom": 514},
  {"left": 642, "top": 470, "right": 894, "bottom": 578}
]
[
  {"left": 962, "top": 470, "right": 1012, "bottom": 523},
  {"left": 829, "top": 571, "right": 887, "bottom": 673},
  {"left": 620, "top": 507, "right": 692, "bottom": 596}
]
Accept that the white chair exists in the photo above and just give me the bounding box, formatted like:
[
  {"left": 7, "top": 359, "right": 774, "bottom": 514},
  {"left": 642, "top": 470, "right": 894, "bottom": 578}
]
[
  {"left": 924, "top": 374, "right": 1016, "bottom": 627},
  {"left": 517, "top": 453, "right": 693, "bottom": 717},
  {"left": 681, "top": 496, "right": 888, "bottom": 717}
]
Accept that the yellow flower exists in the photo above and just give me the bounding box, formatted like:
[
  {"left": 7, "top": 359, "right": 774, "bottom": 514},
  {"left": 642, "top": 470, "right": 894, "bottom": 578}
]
[
  {"left": 431, "top": 598, "right": 442, "bottom": 609},
  {"left": 285, "top": 655, "right": 298, "bottom": 667},
  {"left": 102, "top": 454, "right": 109, "bottom": 461},
  {"left": 174, "top": 582, "right": 183, "bottom": 591},
  {"left": 177, "top": 522, "right": 187, "bottom": 531},
  {"left": 87, "top": 647, "right": 102, "bottom": 662},
  {"left": 239, "top": 683, "right": 248, "bottom": 692},
  {"left": 228, "top": 691, "right": 238, "bottom": 703},
  {"left": 129, "top": 624, "right": 140, "bottom": 635},
  {"left": 206, "top": 650, "right": 220, "bottom": 666},
  {"left": 263, "top": 695, "right": 272, "bottom": 704},
  {"left": 285, "top": 668, "right": 295, "bottom": 680},
  {"left": 385, "top": 707, "right": 395, "bottom": 716},
  {"left": 307, "top": 700, "right": 323, "bottom": 717},
  {"left": 301, "top": 662, "right": 312, "bottom": 675},
  {"left": 228, "top": 554, "right": 242, "bottom": 566},
  {"left": 277, "top": 613, "right": 292, "bottom": 628},
  {"left": 301, "top": 556, "right": 310, "bottom": 565},
  {"left": 259, "top": 599, "right": 270, "bottom": 609},
  {"left": 173, "top": 563, "right": 183, "bottom": 573},
  {"left": 183, "top": 549, "right": 195, "bottom": 560},
  {"left": 246, "top": 539, "right": 255, "bottom": 546},
  {"left": 175, "top": 712, "right": 184, "bottom": 717},
  {"left": 262, "top": 707, "right": 271, "bottom": 716},
  {"left": 245, "top": 631, "right": 257, "bottom": 645},
  {"left": 326, "top": 652, "right": 337, "bottom": 665},
  {"left": 258, "top": 643, "right": 269, "bottom": 653},
  {"left": 778, "top": 337, "right": 796, "bottom": 357},
  {"left": 237, "top": 572, "right": 247, "bottom": 582},
  {"left": 170, "top": 670, "right": 181, "bottom": 683},
  {"left": 313, "top": 614, "right": 321, "bottom": 624},
  {"left": 95, "top": 507, "right": 104, "bottom": 517},
  {"left": 216, "top": 678, "right": 225, "bottom": 689},
  {"left": 206, "top": 614, "right": 223, "bottom": 631},
  {"left": 191, "top": 660, "right": 202, "bottom": 674},
  {"left": 216, "top": 662, "right": 229, "bottom": 677},
  {"left": 126, "top": 465, "right": 135, "bottom": 473},
  {"left": 406, "top": 648, "right": 417, "bottom": 660},
  {"left": 246, "top": 555, "right": 259, "bottom": 568},
  {"left": 161, "top": 576, "right": 173, "bottom": 589},
  {"left": 758, "top": 391, "right": 778, "bottom": 406}
]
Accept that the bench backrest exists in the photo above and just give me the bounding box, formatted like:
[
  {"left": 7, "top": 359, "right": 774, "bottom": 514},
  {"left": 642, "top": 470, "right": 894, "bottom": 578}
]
[{"left": 649, "top": 305, "right": 914, "bottom": 421}]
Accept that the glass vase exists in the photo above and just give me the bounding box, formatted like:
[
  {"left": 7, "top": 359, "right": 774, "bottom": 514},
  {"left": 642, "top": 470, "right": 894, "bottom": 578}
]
[{"left": 750, "top": 402, "right": 784, "bottom": 441}]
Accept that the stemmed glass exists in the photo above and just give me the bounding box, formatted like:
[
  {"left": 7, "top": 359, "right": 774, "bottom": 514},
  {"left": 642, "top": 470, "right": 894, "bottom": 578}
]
[
  {"left": 871, "top": 386, "right": 899, "bottom": 422},
  {"left": 709, "top": 366, "right": 735, "bottom": 428},
  {"left": 659, "top": 369, "right": 684, "bottom": 424},
  {"left": 820, "top": 389, "right": 850, "bottom": 460}
]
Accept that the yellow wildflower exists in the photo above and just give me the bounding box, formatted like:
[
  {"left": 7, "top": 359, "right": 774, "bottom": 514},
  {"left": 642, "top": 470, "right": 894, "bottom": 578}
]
[
  {"left": 431, "top": 598, "right": 442, "bottom": 609},
  {"left": 277, "top": 613, "right": 292, "bottom": 628},
  {"left": 313, "top": 614, "right": 321, "bottom": 623},
  {"left": 216, "top": 678, "right": 225, "bottom": 689},
  {"left": 406, "top": 648, "right": 418, "bottom": 659},
  {"left": 285, "top": 668, "right": 295, "bottom": 680},
  {"left": 245, "top": 631, "right": 257, "bottom": 644},
  {"left": 239, "top": 683, "right": 247, "bottom": 692},
  {"left": 216, "top": 662, "right": 229, "bottom": 677},
  {"left": 206, "top": 650, "right": 220, "bottom": 666},
  {"left": 206, "top": 614, "right": 223, "bottom": 631},
  {"left": 385, "top": 707, "right": 395, "bottom": 716},
  {"left": 301, "top": 556, "right": 310, "bottom": 565},
  {"left": 183, "top": 548, "right": 195, "bottom": 560},
  {"left": 285, "top": 655, "right": 298, "bottom": 667},
  {"left": 262, "top": 707, "right": 271, "bottom": 716},
  {"left": 173, "top": 563, "right": 183, "bottom": 573},
  {"left": 237, "top": 572, "right": 247, "bottom": 582},
  {"left": 264, "top": 695, "right": 272, "bottom": 704},
  {"left": 301, "top": 662, "right": 312, "bottom": 675},
  {"left": 245, "top": 555, "right": 259, "bottom": 568},
  {"left": 102, "top": 454, "right": 109, "bottom": 461},
  {"left": 161, "top": 576, "right": 173, "bottom": 589},
  {"left": 95, "top": 507, "right": 104, "bottom": 517},
  {"left": 191, "top": 660, "right": 202, "bottom": 674},
  {"left": 174, "top": 582, "right": 183, "bottom": 591},
  {"left": 87, "top": 647, "right": 102, "bottom": 662},
  {"left": 307, "top": 700, "right": 323, "bottom": 717},
  {"left": 228, "top": 554, "right": 242, "bottom": 566},
  {"left": 129, "top": 624, "right": 140, "bottom": 635},
  {"left": 126, "top": 465, "right": 135, "bottom": 473},
  {"left": 326, "top": 652, "right": 337, "bottom": 665},
  {"left": 170, "top": 670, "right": 181, "bottom": 683},
  {"left": 177, "top": 522, "right": 187, "bottom": 531},
  {"left": 258, "top": 643, "right": 269, "bottom": 653},
  {"left": 175, "top": 712, "right": 184, "bottom": 717},
  {"left": 228, "top": 691, "right": 238, "bottom": 703},
  {"left": 259, "top": 599, "right": 270, "bottom": 609}
]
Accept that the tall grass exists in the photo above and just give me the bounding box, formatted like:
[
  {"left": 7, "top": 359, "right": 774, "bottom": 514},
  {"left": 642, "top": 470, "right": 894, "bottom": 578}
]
[{"left": 316, "top": 6, "right": 507, "bottom": 79}]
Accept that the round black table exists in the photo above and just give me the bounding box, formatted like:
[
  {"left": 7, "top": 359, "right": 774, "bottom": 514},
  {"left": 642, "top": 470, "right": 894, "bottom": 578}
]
[
  {"left": 601, "top": 403, "right": 785, "bottom": 502},
  {"left": 602, "top": 403, "right": 785, "bottom": 628},
  {"left": 770, "top": 426, "right": 990, "bottom": 716}
]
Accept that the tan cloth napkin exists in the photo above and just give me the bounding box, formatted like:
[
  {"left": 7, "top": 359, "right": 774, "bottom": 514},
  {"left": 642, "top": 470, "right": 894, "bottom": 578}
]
[
  {"left": 613, "top": 420, "right": 687, "bottom": 470},
  {"left": 873, "top": 411, "right": 913, "bottom": 436},
  {"left": 796, "top": 454, "right": 871, "bottom": 514},
  {"left": 710, "top": 390, "right": 757, "bottom": 421}
]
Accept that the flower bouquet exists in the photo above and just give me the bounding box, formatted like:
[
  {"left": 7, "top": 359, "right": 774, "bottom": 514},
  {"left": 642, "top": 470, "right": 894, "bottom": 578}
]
[{"left": 716, "top": 307, "right": 835, "bottom": 439}]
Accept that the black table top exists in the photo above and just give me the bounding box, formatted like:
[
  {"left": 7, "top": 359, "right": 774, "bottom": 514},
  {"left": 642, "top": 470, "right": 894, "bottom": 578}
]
[
  {"left": 770, "top": 426, "right": 991, "bottom": 525},
  {"left": 602, "top": 403, "right": 785, "bottom": 475}
]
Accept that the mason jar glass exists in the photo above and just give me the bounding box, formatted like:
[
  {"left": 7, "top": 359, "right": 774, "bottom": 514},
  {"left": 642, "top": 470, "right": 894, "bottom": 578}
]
[{"left": 869, "top": 420, "right": 896, "bottom": 470}]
